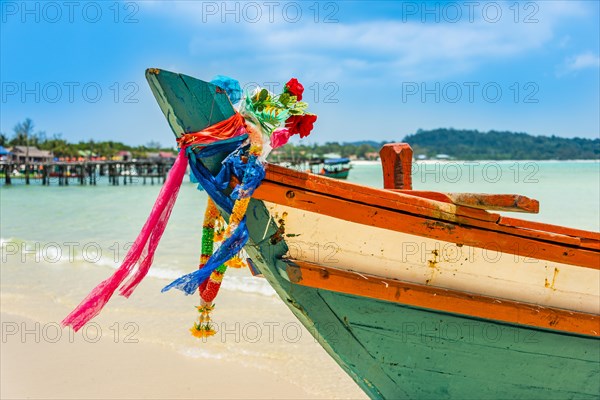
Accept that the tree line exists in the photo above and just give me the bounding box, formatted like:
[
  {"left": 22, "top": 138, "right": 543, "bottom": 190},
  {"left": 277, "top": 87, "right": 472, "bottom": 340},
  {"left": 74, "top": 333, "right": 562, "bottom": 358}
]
[
  {"left": 2, "top": 119, "right": 598, "bottom": 160},
  {"left": 0, "top": 118, "right": 171, "bottom": 159},
  {"left": 404, "top": 128, "right": 600, "bottom": 160}
]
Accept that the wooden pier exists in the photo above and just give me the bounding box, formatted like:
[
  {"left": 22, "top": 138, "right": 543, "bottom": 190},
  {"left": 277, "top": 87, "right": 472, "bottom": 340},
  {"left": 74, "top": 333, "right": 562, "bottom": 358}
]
[{"left": 0, "top": 160, "right": 175, "bottom": 186}]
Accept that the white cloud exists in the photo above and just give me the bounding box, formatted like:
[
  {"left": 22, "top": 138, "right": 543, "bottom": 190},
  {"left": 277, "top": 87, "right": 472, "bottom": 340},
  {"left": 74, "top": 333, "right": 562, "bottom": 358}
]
[
  {"left": 557, "top": 52, "right": 600, "bottom": 76},
  {"left": 566, "top": 52, "right": 600, "bottom": 71}
]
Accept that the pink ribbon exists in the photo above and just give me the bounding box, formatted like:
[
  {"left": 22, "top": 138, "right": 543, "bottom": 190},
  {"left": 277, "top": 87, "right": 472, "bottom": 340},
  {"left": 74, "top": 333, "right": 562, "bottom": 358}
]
[{"left": 62, "top": 150, "right": 188, "bottom": 331}]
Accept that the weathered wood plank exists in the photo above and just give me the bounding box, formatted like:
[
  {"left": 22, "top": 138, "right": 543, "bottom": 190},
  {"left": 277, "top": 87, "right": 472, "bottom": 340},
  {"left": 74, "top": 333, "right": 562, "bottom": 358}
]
[
  {"left": 261, "top": 164, "right": 599, "bottom": 250},
  {"left": 395, "top": 190, "right": 539, "bottom": 213},
  {"left": 264, "top": 163, "right": 501, "bottom": 223},
  {"left": 286, "top": 259, "right": 600, "bottom": 337},
  {"left": 499, "top": 216, "right": 600, "bottom": 242}
]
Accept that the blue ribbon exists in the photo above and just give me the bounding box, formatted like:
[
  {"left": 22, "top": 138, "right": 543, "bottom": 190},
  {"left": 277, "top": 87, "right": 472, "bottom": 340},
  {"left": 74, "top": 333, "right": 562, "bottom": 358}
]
[
  {"left": 161, "top": 219, "right": 249, "bottom": 294},
  {"left": 210, "top": 75, "right": 242, "bottom": 104},
  {"left": 161, "top": 140, "right": 263, "bottom": 295}
]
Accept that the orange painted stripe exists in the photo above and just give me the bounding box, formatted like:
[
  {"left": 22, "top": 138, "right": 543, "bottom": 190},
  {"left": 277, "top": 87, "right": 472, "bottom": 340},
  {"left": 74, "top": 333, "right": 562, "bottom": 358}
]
[
  {"left": 253, "top": 181, "right": 600, "bottom": 270},
  {"left": 286, "top": 259, "right": 600, "bottom": 338}
]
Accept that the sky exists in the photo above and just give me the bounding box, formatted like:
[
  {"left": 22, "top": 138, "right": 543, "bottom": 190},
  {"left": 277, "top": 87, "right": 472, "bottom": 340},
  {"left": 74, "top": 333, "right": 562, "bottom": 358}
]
[{"left": 1, "top": 0, "right": 599, "bottom": 147}]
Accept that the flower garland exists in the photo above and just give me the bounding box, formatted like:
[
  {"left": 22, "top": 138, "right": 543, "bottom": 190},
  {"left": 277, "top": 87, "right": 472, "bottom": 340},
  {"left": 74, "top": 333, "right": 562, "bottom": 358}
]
[
  {"left": 190, "top": 197, "right": 222, "bottom": 338},
  {"left": 190, "top": 198, "right": 249, "bottom": 338},
  {"left": 186, "top": 139, "right": 263, "bottom": 339}
]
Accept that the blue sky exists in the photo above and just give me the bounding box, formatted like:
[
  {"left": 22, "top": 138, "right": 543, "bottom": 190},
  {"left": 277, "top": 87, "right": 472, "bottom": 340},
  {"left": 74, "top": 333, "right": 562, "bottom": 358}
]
[{"left": 1, "top": 0, "right": 599, "bottom": 146}]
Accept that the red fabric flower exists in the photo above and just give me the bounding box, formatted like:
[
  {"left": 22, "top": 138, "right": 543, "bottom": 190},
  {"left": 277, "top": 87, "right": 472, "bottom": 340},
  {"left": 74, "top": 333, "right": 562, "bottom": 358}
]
[
  {"left": 284, "top": 78, "right": 304, "bottom": 101},
  {"left": 285, "top": 114, "right": 317, "bottom": 138},
  {"left": 271, "top": 128, "right": 294, "bottom": 149}
]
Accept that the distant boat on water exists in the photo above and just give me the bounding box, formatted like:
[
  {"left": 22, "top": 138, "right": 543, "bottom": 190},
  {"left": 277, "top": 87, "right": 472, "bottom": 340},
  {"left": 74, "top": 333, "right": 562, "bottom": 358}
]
[
  {"left": 274, "top": 156, "right": 352, "bottom": 180},
  {"left": 143, "top": 69, "right": 600, "bottom": 399},
  {"left": 319, "top": 157, "right": 352, "bottom": 179}
]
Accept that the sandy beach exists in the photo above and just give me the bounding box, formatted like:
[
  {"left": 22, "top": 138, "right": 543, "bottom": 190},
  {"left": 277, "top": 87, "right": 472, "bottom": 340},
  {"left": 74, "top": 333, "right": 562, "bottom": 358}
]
[{"left": 1, "top": 312, "right": 322, "bottom": 400}]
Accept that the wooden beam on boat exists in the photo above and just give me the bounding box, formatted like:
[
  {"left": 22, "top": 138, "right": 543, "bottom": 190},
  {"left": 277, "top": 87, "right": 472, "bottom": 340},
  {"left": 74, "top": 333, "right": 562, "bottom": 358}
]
[
  {"left": 380, "top": 143, "right": 413, "bottom": 190},
  {"left": 285, "top": 259, "right": 600, "bottom": 338},
  {"left": 395, "top": 191, "right": 540, "bottom": 213},
  {"left": 253, "top": 180, "right": 599, "bottom": 269}
]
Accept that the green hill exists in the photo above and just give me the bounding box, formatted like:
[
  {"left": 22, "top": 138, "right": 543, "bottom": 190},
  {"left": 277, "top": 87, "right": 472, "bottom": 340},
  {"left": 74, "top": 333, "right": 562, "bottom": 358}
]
[{"left": 403, "top": 129, "right": 600, "bottom": 160}]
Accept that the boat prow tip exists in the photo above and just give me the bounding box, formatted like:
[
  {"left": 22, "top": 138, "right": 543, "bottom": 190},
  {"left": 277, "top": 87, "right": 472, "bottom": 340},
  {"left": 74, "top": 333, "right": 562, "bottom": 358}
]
[
  {"left": 145, "top": 68, "right": 180, "bottom": 79},
  {"left": 145, "top": 67, "right": 162, "bottom": 76}
]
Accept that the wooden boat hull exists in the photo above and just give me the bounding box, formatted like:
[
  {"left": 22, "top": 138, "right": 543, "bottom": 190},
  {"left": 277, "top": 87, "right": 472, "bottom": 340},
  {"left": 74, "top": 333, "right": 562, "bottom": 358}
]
[
  {"left": 145, "top": 68, "right": 600, "bottom": 399},
  {"left": 247, "top": 165, "right": 599, "bottom": 398},
  {"left": 242, "top": 198, "right": 600, "bottom": 399}
]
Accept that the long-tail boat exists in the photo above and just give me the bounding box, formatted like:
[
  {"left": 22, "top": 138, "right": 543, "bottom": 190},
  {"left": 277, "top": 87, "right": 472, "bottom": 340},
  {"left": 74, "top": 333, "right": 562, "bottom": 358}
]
[
  {"left": 293, "top": 157, "right": 352, "bottom": 179},
  {"left": 320, "top": 157, "right": 352, "bottom": 179},
  {"left": 64, "top": 68, "right": 599, "bottom": 399},
  {"left": 144, "top": 69, "right": 599, "bottom": 399}
]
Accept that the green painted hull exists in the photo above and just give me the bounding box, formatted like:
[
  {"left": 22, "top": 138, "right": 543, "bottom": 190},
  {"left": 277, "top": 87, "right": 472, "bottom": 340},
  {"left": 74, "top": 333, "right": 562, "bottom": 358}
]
[{"left": 243, "top": 199, "right": 600, "bottom": 399}]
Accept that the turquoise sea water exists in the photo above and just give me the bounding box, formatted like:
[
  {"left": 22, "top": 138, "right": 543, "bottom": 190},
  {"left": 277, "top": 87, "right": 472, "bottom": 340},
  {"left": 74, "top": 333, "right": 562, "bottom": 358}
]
[{"left": 1, "top": 160, "right": 598, "bottom": 399}]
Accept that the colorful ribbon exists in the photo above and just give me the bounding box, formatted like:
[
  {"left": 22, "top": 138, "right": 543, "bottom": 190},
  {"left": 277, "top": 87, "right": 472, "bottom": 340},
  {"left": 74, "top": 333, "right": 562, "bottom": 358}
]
[
  {"left": 61, "top": 150, "right": 189, "bottom": 331},
  {"left": 160, "top": 145, "right": 263, "bottom": 295}
]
